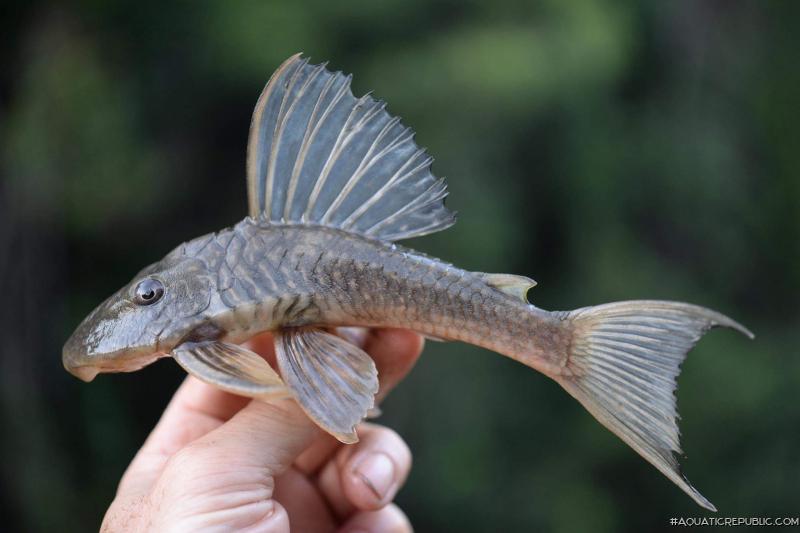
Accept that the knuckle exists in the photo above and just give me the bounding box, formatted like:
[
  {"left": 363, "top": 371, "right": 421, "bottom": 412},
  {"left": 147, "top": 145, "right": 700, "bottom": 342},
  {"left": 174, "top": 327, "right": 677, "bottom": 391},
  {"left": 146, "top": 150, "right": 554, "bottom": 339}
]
[
  {"left": 385, "top": 504, "right": 413, "bottom": 532},
  {"left": 161, "top": 442, "right": 210, "bottom": 479},
  {"left": 378, "top": 427, "right": 412, "bottom": 466}
]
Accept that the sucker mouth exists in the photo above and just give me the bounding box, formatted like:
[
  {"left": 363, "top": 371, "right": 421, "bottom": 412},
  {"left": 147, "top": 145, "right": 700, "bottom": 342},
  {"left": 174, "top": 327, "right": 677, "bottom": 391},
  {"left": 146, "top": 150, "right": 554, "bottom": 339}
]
[
  {"left": 67, "top": 365, "right": 101, "bottom": 383},
  {"left": 64, "top": 351, "right": 168, "bottom": 383}
]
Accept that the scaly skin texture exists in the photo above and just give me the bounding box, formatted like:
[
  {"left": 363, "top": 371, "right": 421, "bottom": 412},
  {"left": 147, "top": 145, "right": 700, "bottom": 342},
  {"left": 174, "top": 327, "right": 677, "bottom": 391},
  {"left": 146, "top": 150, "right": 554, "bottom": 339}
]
[{"left": 185, "top": 218, "right": 573, "bottom": 376}]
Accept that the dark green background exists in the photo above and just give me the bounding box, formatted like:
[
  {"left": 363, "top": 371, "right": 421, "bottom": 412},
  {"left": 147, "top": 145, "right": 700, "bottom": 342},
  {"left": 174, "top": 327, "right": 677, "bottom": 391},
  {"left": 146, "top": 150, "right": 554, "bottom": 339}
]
[{"left": 1, "top": 1, "right": 797, "bottom": 531}]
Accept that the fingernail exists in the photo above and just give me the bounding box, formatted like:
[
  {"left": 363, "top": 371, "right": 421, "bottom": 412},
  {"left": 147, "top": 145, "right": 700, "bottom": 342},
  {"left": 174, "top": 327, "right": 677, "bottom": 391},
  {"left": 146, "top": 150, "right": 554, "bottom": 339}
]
[{"left": 354, "top": 452, "right": 396, "bottom": 501}]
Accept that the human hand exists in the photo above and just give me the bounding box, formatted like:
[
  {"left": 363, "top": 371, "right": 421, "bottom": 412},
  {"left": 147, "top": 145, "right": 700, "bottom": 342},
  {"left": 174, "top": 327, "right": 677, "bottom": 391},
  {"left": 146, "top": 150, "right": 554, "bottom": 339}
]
[{"left": 102, "top": 328, "right": 423, "bottom": 532}]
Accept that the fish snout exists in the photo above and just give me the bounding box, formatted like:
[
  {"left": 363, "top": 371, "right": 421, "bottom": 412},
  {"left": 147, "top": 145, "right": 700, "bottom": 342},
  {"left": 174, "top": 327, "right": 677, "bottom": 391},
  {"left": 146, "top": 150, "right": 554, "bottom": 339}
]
[
  {"left": 63, "top": 301, "right": 168, "bottom": 381},
  {"left": 66, "top": 362, "right": 100, "bottom": 382},
  {"left": 62, "top": 329, "right": 100, "bottom": 382}
]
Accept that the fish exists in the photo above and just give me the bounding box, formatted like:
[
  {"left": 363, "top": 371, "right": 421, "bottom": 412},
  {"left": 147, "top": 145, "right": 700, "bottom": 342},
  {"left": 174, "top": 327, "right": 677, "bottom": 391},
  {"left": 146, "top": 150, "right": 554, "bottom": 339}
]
[{"left": 63, "top": 54, "right": 753, "bottom": 512}]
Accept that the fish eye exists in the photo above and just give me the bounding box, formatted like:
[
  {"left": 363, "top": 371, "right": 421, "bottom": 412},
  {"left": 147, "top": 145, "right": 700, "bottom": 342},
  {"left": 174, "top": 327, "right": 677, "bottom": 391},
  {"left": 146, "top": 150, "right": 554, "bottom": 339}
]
[{"left": 133, "top": 278, "right": 165, "bottom": 306}]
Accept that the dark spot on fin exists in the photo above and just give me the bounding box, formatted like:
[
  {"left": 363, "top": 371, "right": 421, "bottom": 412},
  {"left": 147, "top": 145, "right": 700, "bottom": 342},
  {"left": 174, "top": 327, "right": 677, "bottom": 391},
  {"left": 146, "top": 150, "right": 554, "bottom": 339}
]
[{"left": 180, "top": 322, "right": 225, "bottom": 344}]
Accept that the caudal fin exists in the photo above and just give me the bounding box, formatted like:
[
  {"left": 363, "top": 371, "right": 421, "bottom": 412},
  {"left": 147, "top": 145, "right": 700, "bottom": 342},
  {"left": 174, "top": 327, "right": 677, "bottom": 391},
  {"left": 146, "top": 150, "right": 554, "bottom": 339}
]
[{"left": 553, "top": 301, "right": 753, "bottom": 511}]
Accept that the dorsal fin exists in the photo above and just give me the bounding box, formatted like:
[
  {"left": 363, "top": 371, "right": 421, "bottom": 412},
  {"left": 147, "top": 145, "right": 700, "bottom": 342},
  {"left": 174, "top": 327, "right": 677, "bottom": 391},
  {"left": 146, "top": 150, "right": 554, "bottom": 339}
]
[
  {"left": 246, "top": 54, "right": 456, "bottom": 241},
  {"left": 479, "top": 273, "right": 537, "bottom": 302}
]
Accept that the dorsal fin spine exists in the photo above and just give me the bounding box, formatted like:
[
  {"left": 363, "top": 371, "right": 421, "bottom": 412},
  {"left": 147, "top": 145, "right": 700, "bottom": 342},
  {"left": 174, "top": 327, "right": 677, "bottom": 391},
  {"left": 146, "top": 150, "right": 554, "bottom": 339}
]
[
  {"left": 367, "top": 177, "right": 448, "bottom": 237},
  {"left": 304, "top": 74, "right": 358, "bottom": 221},
  {"left": 267, "top": 58, "right": 317, "bottom": 219},
  {"left": 290, "top": 71, "right": 350, "bottom": 224},
  {"left": 321, "top": 115, "right": 406, "bottom": 225},
  {"left": 263, "top": 57, "right": 308, "bottom": 220},
  {"left": 247, "top": 54, "right": 303, "bottom": 217},
  {"left": 283, "top": 67, "right": 338, "bottom": 220},
  {"left": 340, "top": 149, "right": 429, "bottom": 229}
]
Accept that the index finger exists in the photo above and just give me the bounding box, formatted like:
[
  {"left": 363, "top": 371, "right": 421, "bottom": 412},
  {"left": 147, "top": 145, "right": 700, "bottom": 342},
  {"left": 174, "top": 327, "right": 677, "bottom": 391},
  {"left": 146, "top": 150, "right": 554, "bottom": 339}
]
[
  {"left": 132, "top": 333, "right": 281, "bottom": 460},
  {"left": 117, "top": 377, "right": 250, "bottom": 495},
  {"left": 116, "top": 333, "right": 282, "bottom": 494}
]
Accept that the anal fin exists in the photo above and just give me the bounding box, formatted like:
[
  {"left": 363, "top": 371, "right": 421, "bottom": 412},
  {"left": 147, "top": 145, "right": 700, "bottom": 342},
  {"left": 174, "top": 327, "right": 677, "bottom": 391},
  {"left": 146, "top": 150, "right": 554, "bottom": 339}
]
[
  {"left": 173, "top": 341, "right": 289, "bottom": 400},
  {"left": 274, "top": 328, "right": 379, "bottom": 443}
]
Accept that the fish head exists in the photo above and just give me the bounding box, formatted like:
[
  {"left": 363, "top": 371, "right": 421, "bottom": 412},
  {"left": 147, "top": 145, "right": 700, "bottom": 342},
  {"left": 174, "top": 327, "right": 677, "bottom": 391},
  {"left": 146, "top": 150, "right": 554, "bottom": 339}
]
[{"left": 63, "top": 250, "right": 215, "bottom": 381}]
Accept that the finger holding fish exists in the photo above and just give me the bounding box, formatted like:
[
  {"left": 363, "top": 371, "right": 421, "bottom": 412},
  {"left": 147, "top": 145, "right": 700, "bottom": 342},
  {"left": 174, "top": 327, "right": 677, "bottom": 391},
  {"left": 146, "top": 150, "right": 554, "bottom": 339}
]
[
  {"left": 316, "top": 423, "right": 412, "bottom": 518},
  {"left": 105, "top": 327, "right": 421, "bottom": 532},
  {"left": 338, "top": 504, "right": 412, "bottom": 533},
  {"left": 143, "top": 329, "right": 420, "bottom": 529},
  {"left": 121, "top": 328, "right": 420, "bottom": 490}
]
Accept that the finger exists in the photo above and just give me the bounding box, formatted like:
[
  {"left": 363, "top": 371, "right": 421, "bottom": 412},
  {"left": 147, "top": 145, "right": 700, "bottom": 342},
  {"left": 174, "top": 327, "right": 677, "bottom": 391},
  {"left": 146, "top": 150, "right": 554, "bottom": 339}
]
[
  {"left": 244, "top": 331, "right": 278, "bottom": 367},
  {"left": 144, "top": 376, "right": 250, "bottom": 452},
  {"left": 317, "top": 423, "right": 412, "bottom": 518},
  {"left": 118, "top": 376, "right": 250, "bottom": 495},
  {"left": 105, "top": 491, "right": 292, "bottom": 533},
  {"left": 181, "top": 397, "right": 319, "bottom": 479},
  {"left": 273, "top": 467, "right": 336, "bottom": 532},
  {"left": 294, "top": 329, "right": 423, "bottom": 476},
  {"left": 180, "top": 328, "right": 422, "bottom": 477},
  {"left": 122, "top": 328, "right": 422, "bottom": 497},
  {"left": 364, "top": 328, "right": 424, "bottom": 402},
  {"left": 149, "top": 327, "right": 422, "bottom": 517},
  {"left": 144, "top": 399, "right": 316, "bottom": 529},
  {"left": 118, "top": 332, "right": 282, "bottom": 496},
  {"left": 144, "top": 329, "right": 278, "bottom": 451},
  {"left": 339, "top": 504, "right": 412, "bottom": 533}
]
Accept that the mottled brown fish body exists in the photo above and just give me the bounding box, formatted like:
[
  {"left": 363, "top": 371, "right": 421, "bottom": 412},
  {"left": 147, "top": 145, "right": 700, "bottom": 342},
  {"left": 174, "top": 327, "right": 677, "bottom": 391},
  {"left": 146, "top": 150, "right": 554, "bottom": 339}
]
[{"left": 190, "top": 220, "right": 570, "bottom": 376}]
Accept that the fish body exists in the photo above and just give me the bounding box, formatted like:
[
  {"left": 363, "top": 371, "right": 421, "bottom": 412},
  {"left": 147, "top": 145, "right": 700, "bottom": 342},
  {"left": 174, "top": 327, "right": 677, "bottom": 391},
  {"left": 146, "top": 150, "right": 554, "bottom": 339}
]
[
  {"left": 66, "top": 220, "right": 563, "bottom": 375},
  {"left": 196, "top": 221, "right": 563, "bottom": 368},
  {"left": 63, "top": 55, "right": 753, "bottom": 511}
]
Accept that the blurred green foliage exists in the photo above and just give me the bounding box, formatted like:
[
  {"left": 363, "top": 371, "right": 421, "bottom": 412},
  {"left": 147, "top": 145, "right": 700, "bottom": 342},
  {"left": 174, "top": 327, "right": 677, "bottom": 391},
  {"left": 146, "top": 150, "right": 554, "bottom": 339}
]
[{"left": 1, "top": 1, "right": 798, "bottom": 531}]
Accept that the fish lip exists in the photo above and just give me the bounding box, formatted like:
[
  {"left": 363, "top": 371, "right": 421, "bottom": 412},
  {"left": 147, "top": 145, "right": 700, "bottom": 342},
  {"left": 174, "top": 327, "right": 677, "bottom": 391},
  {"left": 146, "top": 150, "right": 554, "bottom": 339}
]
[
  {"left": 66, "top": 364, "right": 101, "bottom": 383},
  {"left": 63, "top": 350, "right": 168, "bottom": 382}
]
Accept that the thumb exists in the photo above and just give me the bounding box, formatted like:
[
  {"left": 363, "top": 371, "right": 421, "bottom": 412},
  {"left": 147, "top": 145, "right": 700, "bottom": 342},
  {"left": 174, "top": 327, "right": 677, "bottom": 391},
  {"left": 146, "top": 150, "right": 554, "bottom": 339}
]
[
  {"left": 185, "top": 398, "right": 319, "bottom": 478},
  {"left": 134, "top": 400, "right": 308, "bottom": 532}
]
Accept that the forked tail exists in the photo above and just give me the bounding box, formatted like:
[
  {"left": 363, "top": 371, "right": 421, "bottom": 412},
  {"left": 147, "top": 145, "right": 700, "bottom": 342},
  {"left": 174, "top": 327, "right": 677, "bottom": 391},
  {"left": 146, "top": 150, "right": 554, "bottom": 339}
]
[{"left": 551, "top": 301, "right": 753, "bottom": 511}]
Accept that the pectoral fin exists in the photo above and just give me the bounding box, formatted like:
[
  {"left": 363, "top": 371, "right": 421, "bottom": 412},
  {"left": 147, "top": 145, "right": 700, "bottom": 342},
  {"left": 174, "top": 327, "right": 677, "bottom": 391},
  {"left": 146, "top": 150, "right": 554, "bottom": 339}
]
[
  {"left": 274, "top": 328, "right": 379, "bottom": 444},
  {"left": 173, "top": 341, "right": 289, "bottom": 400}
]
